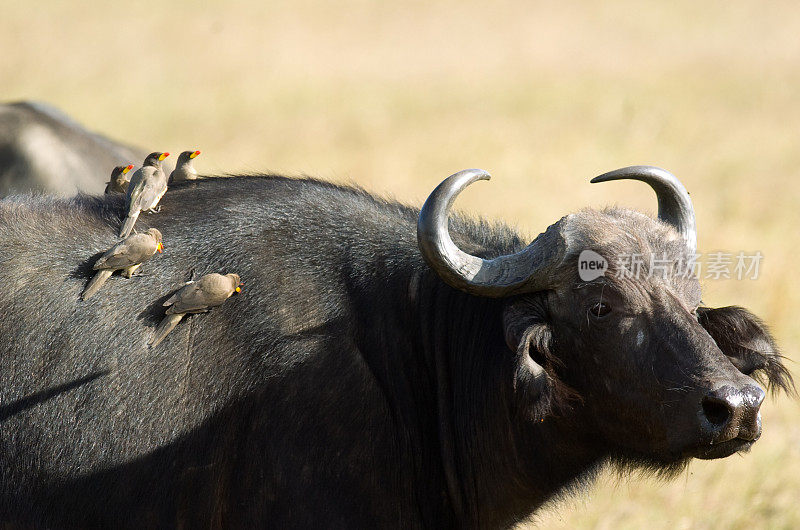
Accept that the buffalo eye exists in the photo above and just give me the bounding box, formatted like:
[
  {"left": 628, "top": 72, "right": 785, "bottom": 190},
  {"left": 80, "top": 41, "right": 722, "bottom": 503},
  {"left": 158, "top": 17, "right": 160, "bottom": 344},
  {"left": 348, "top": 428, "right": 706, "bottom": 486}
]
[{"left": 589, "top": 302, "right": 611, "bottom": 318}]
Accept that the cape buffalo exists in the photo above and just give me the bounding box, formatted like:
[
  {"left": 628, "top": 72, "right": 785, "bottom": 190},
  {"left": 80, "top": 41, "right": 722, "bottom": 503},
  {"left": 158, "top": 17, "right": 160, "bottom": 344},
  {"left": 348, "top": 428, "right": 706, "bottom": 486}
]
[
  {"left": 0, "top": 101, "right": 161, "bottom": 197},
  {"left": 0, "top": 167, "right": 791, "bottom": 528}
]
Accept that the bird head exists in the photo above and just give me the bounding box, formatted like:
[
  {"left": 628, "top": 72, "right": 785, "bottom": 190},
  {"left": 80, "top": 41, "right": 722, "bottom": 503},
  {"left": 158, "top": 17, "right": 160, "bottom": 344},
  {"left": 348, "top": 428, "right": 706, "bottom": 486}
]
[
  {"left": 177, "top": 150, "right": 201, "bottom": 164},
  {"left": 147, "top": 228, "right": 164, "bottom": 253},
  {"left": 227, "top": 273, "right": 243, "bottom": 293},
  {"left": 144, "top": 152, "right": 169, "bottom": 166}
]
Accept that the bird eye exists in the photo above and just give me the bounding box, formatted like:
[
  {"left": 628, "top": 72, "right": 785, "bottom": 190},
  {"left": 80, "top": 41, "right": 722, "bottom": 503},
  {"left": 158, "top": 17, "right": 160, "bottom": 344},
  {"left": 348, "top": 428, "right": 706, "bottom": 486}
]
[{"left": 589, "top": 302, "right": 612, "bottom": 318}]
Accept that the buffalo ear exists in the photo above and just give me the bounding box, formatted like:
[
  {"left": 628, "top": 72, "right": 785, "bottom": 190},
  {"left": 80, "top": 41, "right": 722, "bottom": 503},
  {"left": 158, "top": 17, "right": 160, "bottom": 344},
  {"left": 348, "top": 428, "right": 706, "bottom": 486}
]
[
  {"left": 503, "top": 296, "right": 553, "bottom": 400},
  {"left": 697, "top": 306, "right": 795, "bottom": 396}
]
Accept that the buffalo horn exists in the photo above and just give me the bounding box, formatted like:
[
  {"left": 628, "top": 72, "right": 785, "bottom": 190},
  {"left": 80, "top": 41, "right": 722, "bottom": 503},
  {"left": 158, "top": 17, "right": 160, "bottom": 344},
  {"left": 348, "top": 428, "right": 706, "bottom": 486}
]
[
  {"left": 591, "top": 165, "right": 697, "bottom": 255},
  {"left": 417, "top": 169, "right": 566, "bottom": 297}
]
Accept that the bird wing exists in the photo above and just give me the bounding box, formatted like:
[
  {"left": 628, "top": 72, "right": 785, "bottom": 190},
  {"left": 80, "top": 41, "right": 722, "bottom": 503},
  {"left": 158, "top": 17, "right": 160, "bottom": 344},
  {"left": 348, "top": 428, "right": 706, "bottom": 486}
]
[
  {"left": 138, "top": 180, "right": 159, "bottom": 210},
  {"left": 163, "top": 280, "right": 194, "bottom": 307},
  {"left": 165, "top": 281, "right": 212, "bottom": 314},
  {"left": 93, "top": 240, "right": 133, "bottom": 270},
  {"left": 143, "top": 168, "right": 168, "bottom": 209},
  {"left": 155, "top": 168, "right": 168, "bottom": 193},
  {"left": 126, "top": 167, "right": 155, "bottom": 214},
  {"left": 93, "top": 234, "right": 154, "bottom": 270}
]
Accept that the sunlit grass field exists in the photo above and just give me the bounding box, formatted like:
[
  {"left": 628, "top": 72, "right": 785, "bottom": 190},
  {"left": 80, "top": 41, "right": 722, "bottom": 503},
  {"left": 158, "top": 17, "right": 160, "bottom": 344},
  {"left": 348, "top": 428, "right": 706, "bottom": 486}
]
[{"left": 3, "top": 0, "right": 799, "bottom": 527}]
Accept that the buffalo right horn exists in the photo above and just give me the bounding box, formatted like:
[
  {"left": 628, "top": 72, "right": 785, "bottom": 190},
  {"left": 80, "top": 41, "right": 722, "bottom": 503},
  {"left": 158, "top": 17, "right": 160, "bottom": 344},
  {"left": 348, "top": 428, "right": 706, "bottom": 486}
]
[
  {"left": 591, "top": 166, "right": 697, "bottom": 255},
  {"left": 417, "top": 169, "right": 566, "bottom": 298}
]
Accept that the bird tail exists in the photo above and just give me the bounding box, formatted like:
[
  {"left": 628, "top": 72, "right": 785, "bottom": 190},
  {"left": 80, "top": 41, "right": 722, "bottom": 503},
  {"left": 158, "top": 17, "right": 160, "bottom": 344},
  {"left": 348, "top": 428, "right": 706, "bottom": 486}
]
[
  {"left": 150, "top": 314, "right": 184, "bottom": 348},
  {"left": 119, "top": 211, "right": 139, "bottom": 238},
  {"left": 81, "top": 270, "right": 114, "bottom": 301}
]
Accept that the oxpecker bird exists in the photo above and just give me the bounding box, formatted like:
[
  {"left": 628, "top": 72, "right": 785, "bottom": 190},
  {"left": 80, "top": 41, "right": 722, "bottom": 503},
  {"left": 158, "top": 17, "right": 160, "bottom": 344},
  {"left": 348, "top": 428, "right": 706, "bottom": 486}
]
[
  {"left": 104, "top": 164, "right": 134, "bottom": 194},
  {"left": 82, "top": 228, "right": 163, "bottom": 300},
  {"left": 150, "top": 273, "right": 242, "bottom": 347},
  {"left": 119, "top": 152, "right": 169, "bottom": 237},
  {"left": 169, "top": 150, "right": 201, "bottom": 183}
]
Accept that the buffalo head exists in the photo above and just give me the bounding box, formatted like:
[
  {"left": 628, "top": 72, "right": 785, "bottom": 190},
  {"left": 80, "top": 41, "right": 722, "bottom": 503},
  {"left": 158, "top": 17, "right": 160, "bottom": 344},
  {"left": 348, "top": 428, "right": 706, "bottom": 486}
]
[{"left": 418, "top": 166, "right": 792, "bottom": 465}]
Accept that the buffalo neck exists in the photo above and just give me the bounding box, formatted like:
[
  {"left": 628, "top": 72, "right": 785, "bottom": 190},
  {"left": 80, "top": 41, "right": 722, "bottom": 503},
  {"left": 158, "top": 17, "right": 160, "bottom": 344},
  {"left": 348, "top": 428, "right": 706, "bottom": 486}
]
[{"left": 350, "top": 250, "right": 605, "bottom": 527}]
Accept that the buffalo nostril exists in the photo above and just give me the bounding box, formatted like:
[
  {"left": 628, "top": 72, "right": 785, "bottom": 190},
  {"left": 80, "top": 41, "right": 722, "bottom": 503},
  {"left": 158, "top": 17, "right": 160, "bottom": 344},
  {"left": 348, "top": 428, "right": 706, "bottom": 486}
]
[
  {"left": 701, "top": 395, "right": 732, "bottom": 426},
  {"left": 745, "top": 385, "right": 766, "bottom": 408},
  {"left": 701, "top": 385, "right": 766, "bottom": 443}
]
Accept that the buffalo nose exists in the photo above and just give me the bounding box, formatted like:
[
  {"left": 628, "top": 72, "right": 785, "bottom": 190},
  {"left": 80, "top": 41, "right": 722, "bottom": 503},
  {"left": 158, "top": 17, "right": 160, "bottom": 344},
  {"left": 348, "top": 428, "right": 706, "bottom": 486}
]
[{"left": 700, "top": 384, "right": 765, "bottom": 443}]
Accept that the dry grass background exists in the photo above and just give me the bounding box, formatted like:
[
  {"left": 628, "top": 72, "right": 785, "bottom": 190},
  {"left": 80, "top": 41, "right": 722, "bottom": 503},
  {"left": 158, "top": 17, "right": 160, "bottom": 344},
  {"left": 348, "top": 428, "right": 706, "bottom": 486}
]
[{"left": 3, "top": 0, "right": 799, "bottom": 527}]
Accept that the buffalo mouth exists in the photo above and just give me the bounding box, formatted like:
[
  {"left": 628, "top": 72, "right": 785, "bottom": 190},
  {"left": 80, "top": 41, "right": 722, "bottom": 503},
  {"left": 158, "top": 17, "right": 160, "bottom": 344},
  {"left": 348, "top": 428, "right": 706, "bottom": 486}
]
[{"left": 688, "top": 438, "right": 756, "bottom": 460}]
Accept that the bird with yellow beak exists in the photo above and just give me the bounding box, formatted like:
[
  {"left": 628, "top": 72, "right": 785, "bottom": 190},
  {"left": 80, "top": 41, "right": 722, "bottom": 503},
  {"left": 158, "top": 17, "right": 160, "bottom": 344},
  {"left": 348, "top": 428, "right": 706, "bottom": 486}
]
[
  {"left": 119, "top": 152, "right": 169, "bottom": 237},
  {"left": 169, "top": 150, "right": 201, "bottom": 184},
  {"left": 150, "top": 272, "right": 242, "bottom": 347},
  {"left": 81, "top": 228, "right": 164, "bottom": 301},
  {"left": 104, "top": 164, "right": 134, "bottom": 194}
]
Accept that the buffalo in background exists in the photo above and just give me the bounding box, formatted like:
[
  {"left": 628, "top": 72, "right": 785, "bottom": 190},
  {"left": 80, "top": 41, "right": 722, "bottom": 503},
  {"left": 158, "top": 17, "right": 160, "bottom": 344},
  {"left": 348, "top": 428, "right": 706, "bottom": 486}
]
[{"left": 0, "top": 101, "right": 175, "bottom": 196}]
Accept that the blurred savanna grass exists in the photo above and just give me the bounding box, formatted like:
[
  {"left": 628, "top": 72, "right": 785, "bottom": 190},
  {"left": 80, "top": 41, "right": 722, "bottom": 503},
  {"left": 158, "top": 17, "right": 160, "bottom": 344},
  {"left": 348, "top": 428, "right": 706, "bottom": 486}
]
[{"left": 3, "top": 0, "right": 799, "bottom": 527}]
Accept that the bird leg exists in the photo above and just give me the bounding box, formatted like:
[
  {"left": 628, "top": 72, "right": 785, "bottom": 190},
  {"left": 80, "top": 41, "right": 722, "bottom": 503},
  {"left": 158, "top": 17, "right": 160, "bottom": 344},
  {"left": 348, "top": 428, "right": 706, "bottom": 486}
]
[{"left": 121, "top": 264, "right": 142, "bottom": 278}]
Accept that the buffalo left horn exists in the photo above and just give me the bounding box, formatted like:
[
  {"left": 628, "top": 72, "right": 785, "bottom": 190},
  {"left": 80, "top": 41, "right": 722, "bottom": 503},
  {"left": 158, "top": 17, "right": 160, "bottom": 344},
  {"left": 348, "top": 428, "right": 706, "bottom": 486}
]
[
  {"left": 417, "top": 169, "right": 567, "bottom": 298},
  {"left": 591, "top": 165, "right": 697, "bottom": 255}
]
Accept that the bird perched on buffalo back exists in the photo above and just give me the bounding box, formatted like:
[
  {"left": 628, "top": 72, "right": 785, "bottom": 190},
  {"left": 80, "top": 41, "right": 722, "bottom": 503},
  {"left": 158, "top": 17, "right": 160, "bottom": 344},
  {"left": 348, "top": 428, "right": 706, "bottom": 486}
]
[
  {"left": 150, "top": 273, "right": 242, "bottom": 347},
  {"left": 169, "top": 150, "right": 200, "bottom": 184},
  {"left": 82, "top": 228, "right": 163, "bottom": 300},
  {"left": 104, "top": 164, "right": 134, "bottom": 194},
  {"left": 119, "top": 152, "right": 169, "bottom": 237}
]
